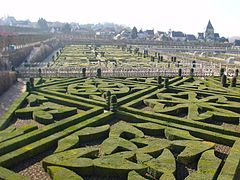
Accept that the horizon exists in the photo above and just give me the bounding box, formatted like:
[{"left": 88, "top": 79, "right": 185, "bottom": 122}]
[{"left": 0, "top": 0, "right": 240, "bottom": 37}]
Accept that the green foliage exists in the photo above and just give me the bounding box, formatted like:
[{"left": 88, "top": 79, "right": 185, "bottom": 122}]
[
  {"left": 131, "top": 27, "right": 138, "bottom": 39},
  {"left": 47, "top": 166, "right": 83, "bottom": 180},
  {"left": 221, "top": 74, "right": 227, "bottom": 87},
  {"left": 37, "top": 18, "right": 48, "bottom": 30},
  {"left": 0, "top": 166, "right": 29, "bottom": 180},
  {"left": 186, "top": 149, "right": 221, "bottom": 179},
  {"left": 145, "top": 149, "right": 176, "bottom": 178}
]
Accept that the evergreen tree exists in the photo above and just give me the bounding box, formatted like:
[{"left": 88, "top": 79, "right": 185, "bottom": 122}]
[
  {"left": 37, "top": 18, "right": 48, "bottom": 31},
  {"left": 131, "top": 26, "right": 138, "bottom": 39}
]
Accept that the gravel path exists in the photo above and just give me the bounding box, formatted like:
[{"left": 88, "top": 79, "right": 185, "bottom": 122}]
[
  {"left": 15, "top": 119, "right": 45, "bottom": 129},
  {"left": 0, "top": 80, "right": 25, "bottom": 117},
  {"left": 11, "top": 149, "right": 54, "bottom": 180}
]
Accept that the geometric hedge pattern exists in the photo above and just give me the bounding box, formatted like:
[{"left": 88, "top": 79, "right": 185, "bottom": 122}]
[{"left": 0, "top": 76, "right": 240, "bottom": 180}]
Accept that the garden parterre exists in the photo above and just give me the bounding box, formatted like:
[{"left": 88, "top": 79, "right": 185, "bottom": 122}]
[{"left": 0, "top": 44, "right": 240, "bottom": 179}]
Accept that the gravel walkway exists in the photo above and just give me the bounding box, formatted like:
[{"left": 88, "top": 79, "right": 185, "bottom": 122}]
[
  {"left": 0, "top": 80, "right": 25, "bottom": 117},
  {"left": 11, "top": 149, "right": 54, "bottom": 180},
  {"left": 15, "top": 119, "right": 45, "bottom": 129}
]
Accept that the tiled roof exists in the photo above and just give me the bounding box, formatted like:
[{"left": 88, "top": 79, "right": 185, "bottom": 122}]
[{"left": 172, "top": 31, "right": 185, "bottom": 37}]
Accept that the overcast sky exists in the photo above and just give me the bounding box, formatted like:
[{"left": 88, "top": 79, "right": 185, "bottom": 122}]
[{"left": 0, "top": 0, "right": 239, "bottom": 37}]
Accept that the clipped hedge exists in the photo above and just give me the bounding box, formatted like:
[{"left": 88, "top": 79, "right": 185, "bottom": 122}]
[
  {"left": 0, "top": 125, "right": 38, "bottom": 143},
  {"left": 0, "top": 110, "right": 112, "bottom": 168},
  {"left": 165, "top": 127, "right": 202, "bottom": 141},
  {"left": 145, "top": 149, "right": 176, "bottom": 179},
  {"left": 128, "top": 170, "right": 147, "bottom": 180},
  {"left": 93, "top": 152, "right": 147, "bottom": 178},
  {"left": 131, "top": 122, "right": 165, "bottom": 136},
  {"left": 15, "top": 106, "right": 48, "bottom": 119},
  {"left": 118, "top": 107, "right": 240, "bottom": 144},
  {"left": 0, "top": 166, "right": 29, "bottom": 180},
  {"left": 76, "top": 124, "right": 110, "bottom": 143},
  {"left": 51, "top": 107, "right": 78, "bottom": 121},
  {"left": 171, "top": 140, "right": 215, "bottom": 165},
  {"left": 0, "top": 107, "right": 103, "bottom": 158},
  {"left": 218, "top": 139, "right": 240, "bottom": 180},
  {"left": 47, "top": 166, "right": 83, "bottom": 180},
  {"left": 26, "top": 94, "right": 48, "bottom": 106},
  {"left": 118, "top": 111, "right": 237, "bottom": 146},
  {"left": 33, "top": 110, "right": 54, "bottom": 125},
  {"left": 101, "top": 137, "right": 138, "bottom": 155},
  {"left": 0, "top": 92, "right": 28, "bottom": 130},
  {"left": 109, "top": 121, "right": 144, "bottom": 140},
  {"left": 185, "top": 149, "right": 221, "bottom": 179}
]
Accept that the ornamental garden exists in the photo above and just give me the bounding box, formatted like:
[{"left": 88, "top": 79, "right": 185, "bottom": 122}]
[{"left": 0, "top": 45, "right": 239, "bottom": 180}]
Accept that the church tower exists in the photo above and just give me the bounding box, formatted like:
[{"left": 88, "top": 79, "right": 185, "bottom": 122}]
[{"left": 205, "top": 20, "right": 214, "bottom": 41}]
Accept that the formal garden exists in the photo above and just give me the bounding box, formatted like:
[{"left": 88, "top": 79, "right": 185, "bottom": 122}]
[{"left": 0, "top": 44, "right": 239, "bottom": 180}]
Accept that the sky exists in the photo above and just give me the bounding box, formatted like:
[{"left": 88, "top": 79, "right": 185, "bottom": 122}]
[{"left": 0, "top": 0, "right": 239, "bottom": 37}]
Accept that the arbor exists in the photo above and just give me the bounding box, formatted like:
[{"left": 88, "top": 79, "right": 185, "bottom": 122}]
[
  {"left": 37, "top": 18, "right": 48, "bottom": 31},
  {"left": 131, "top": 26, "right": 138, "bottom": 39}
]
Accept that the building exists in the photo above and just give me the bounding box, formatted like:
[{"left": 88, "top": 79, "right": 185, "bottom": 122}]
[
  {"left": 197, "top": 33, "right": 205, "bottom": 41},
  {"left": 186, "top": 34, "right": 197, "bottom": 42},
  {"left": 205, "top": 20, "right": 215, "bottom": 41},
  {"left": 234, "top": 40, "right": 240, "bottom": 46},
  {"left": 170, "top": 31, "right": 186, "bottom": 41}
]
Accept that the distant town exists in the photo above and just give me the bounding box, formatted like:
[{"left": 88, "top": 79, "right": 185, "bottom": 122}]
[{"left": 1, "top": 16, "right": 240, "bottom": 46}]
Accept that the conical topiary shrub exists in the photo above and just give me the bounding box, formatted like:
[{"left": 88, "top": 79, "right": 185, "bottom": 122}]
[
  {"left": 221, "top": 74, "right": 227, "bottom": 87},
  {"left": 231, "top": 76, "right": 237, "bottom": 87},
  {"left": 110, "top": 95, "right": 118, "bottom": 112}
]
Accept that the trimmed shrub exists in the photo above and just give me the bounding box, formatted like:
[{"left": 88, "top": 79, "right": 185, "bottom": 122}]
[
  {"left": 221, "top": 74, "right": 227, "bottom": 87},
  {"left": 27, "top": 94, "right": 48, "bottom": 106},
  {"left": 218, "top": 139, "right": 240, "bottom": 180},
  {"left": 0, "top": 166, "right": 28, "bottom": 180},
  {"left": 132, "top": 122, "right": 165, "bottom": 136},
  {"left": 145, "top": 149, "right": 176, "bottom": 179},
  {"left": 136, "top": 139, "right": 171, "bottom": 157},
  {"left": 220, "top": 68, "right": 225, "bottom": 76},
  {"left": 97, "top": 68, "right": 101, "bottom": 78},
  {"left": 82, "top": 68, "right": 86, "bottom": 78},
  {"left": 110, "top": 95, "right": 118, "bottom": 112},
  {"left": 230, "top": 76, "right": 237, "bottom": 87},
  {"left": 128, "top": 170, "right": 147, "bottom": 180},
  {"left": 165, "top": 127, "right": 202, "bottom": 141},
  {"left": 76, "top": 124, "right": 110, "bottom": 143},
  {"left": 93, "top": 152, "right": 147, "bottom": 178},
  {"left": 101, "top": 137, "right": 138, "bottom": 155},
  {"left": 109, "top": 121, "right": 144, "bottom": 139},
  {"left": 136, "top": 153, "right": 153, "bottom": 164},
  {"left": 235, "top": 69, "right": 239, "bottom": 77},
  {"left": 33, "top": 111, "right": 54, "bottom": 125},
  {"left": 160, "top": 173, "right": 175, "bottom": 180},
  {"left": 15, "top": 106, "right": 48, "bottom": 119},
  {"left": 0, "top": 125, "right": 38, "bottom": 143},
  {"left": 51, "top": 107, "right": 78, "bottom": 121},
  {"left": 186, "top": 149, "right": 221, "bottom": 179},
  {"left": 0, "top": 92, "right": 28, "bottom": 130},
  {"left": 190, "top": 68, "right": 194, "bottom": 77},
  {"left": 157, "top": 76, "right": 162, "bottom": 85},
  {"left": 178, "top": 68, "right": 182, "bottom": 77},
  {"left": 55, "top": 134, "right": 79, "bottom": 153},
  {"left": 171, "top": 140, "right": 215, "bottom": 165},
  {"left": 47, "top": 166, "right": 84, "bottom": 180},
  {"left": 164, "top": 78, "right": 169, "bottom": 88}
]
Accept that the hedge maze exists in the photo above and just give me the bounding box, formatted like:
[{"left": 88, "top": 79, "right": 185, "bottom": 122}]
[
  {"left": 0, "top": 74, "right": 239, "bottom": 180},
  {"left": 1, "top": 44, "right": 240, "bottom": 179}
]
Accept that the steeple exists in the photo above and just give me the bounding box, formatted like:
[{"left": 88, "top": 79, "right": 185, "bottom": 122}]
[{"left": 206, "top": 20, "right": 214, "bottom": 30}]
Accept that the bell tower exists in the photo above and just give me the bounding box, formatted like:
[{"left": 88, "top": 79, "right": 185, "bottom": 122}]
[{"left": 205, "top": 20, "right": 214, "bottom": 41}]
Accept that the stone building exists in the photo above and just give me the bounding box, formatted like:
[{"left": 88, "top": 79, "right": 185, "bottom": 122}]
[{"left": 205, "top": 20, "right": 215, "bottom": 41}]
